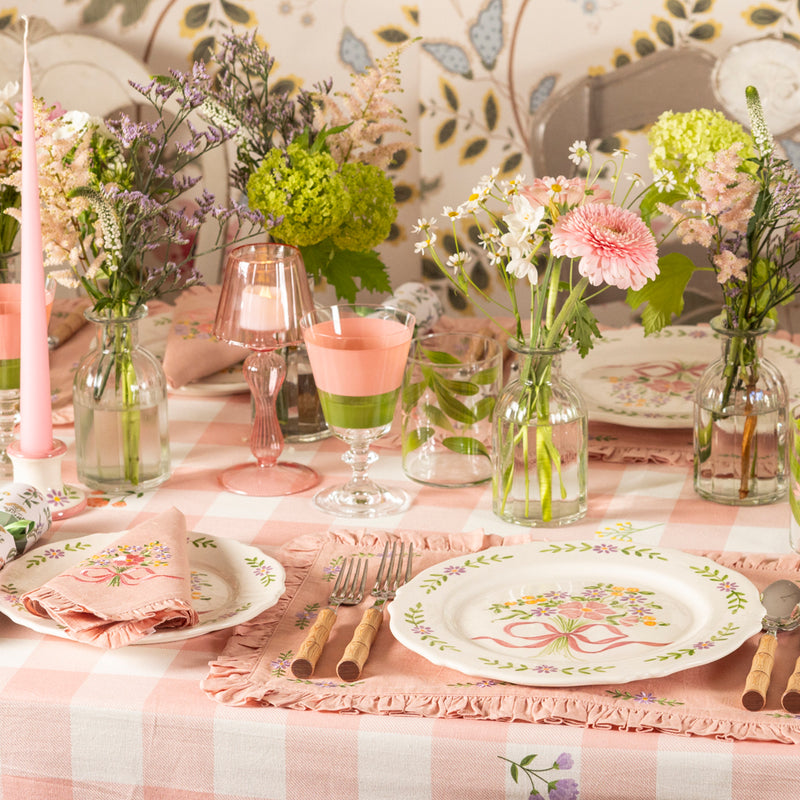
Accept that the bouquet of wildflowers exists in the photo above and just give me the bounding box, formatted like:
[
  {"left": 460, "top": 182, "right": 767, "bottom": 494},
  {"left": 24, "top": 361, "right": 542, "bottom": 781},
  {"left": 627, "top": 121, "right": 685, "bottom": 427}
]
[
  {"left": 634, "top": 87, "right": 800, "bottom": 501},
  {"left": 203, "top": 30, "right": 410, "bottom": 302},
  {"left": 417, "top": 150, "right": 661, "bottom": 522},
  {"left": 1, "top": 64, "right": 264, "bottom": 487},
  {"left": 0, "top": 80, "right": 20, "bottom": 271},
  {"left": 2, "top": 64, "right": 264, "bottom": 317}
]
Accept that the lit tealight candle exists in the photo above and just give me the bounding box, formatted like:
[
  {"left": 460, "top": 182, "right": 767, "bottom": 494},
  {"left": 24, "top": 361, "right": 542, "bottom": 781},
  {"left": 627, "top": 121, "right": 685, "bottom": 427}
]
[
  {"left": 18, "top": 17, "right": 53, "bottom": 458},
  {"left": 240, "top": 284, "right": 285, "bottom": 331}
]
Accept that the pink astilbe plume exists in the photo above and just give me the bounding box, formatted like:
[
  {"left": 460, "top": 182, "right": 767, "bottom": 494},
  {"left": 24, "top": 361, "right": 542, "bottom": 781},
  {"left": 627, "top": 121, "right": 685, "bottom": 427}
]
[
  {"left": 551, "top": 202, "right": 659, "bottom": 291},
  {"left": 317, "top": 44, "right": 410, "bottom": 169}
]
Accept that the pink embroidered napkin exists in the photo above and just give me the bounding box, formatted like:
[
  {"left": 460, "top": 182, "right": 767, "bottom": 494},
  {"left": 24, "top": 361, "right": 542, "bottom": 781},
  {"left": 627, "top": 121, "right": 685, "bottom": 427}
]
[
  {"left": 162, "top": 285, "right": 247, "bottom": 389},
  {"left": 203, "top": 529, "right": 800, "bottom": 744},
  {"left": 22, "top": 507, "right": 198, "bottom": 648}
]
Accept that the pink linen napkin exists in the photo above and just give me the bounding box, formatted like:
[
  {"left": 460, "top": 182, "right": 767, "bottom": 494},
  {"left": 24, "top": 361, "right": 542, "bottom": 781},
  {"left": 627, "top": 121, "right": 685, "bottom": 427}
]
[
  {"left": 22, "top": 507, "right": 198, "bottom": 648},
  {"left": 162, "top": 285, "right": 247, "bottom": 389},
  {"left": 203, "top": 529, "right": 800, "bottom": 745}
]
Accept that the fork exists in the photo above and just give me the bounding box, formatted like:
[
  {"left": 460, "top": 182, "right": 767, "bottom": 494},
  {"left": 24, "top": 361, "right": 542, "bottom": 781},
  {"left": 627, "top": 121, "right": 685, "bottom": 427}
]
[
  {"left": 336, "top": 541, "right": 413, "bottom": 682},
  {"left": 290, "top": 557, "right": 368, "bottom": 679}
]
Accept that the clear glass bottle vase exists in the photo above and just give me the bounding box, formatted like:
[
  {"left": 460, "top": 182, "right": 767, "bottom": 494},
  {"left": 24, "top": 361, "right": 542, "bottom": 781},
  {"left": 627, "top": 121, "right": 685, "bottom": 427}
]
[
  {"left": 492, "top": 340, "right": 588, "bottom": 526},
  {"left": 693, "top": 319, "right": 788, "bottom": 505},
  {"left": 73, "top": 306, "right": 171, "bottom": 492}
]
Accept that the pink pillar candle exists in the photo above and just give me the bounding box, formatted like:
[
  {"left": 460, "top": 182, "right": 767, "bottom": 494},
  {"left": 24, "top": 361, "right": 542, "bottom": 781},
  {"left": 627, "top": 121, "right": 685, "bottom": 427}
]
[{"left": 18, "top": 19, "right": 53, "bottom": 457}]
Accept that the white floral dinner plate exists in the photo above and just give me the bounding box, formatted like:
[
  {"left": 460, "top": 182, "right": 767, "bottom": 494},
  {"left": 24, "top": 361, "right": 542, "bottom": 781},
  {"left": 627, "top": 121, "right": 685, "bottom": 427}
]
[
  {"left": 562, "top": 326, "right": 800, "bottom": 428},
  {"left": 388, "top": 541, "right": 762, "bottom": 686},
  {"left": 0, "top": 532, "right": 284, "bottom": 644},
  {"left": 174, "top": 364, "right": 249, "bottom": 396}
]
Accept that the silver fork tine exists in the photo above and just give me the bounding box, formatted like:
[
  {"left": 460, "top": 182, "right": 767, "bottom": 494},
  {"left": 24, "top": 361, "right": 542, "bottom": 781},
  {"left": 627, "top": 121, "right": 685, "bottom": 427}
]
[
  {"left": 290, "top": 557, "right": 367, "bottom": 679},
  {"left": 337, "top": 541, "right": 413, "bottom": 682}
]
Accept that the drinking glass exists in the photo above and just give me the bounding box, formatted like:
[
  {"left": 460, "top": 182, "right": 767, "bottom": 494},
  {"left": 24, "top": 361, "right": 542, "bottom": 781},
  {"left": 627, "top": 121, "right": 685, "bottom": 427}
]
[
  {"left": 214, "top": 243, "right": 320, "bottom": 496},
  {"left": 0, "top": 257, "right": 54, "bottom": 478},
  {"left": 301, "top": 304, "right": 415, "bottom": 517}
]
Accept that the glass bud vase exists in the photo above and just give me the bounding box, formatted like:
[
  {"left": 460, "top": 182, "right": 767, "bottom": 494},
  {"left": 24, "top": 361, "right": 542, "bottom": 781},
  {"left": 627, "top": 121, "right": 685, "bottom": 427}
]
[
  {"left": 694, "top": 319, "right": 788, "bottom": 505},
  {"left": 73, "top": 306, "right": 171, "bottom": 492},
  {"left": 492, "top": 340, "right": 588, "bottom": 526}
]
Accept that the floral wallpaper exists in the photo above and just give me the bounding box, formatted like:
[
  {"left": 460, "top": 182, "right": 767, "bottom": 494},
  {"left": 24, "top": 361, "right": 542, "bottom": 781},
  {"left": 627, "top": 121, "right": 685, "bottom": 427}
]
[{"left": 6, "top": 0, "right": 800, "bottom": 314}]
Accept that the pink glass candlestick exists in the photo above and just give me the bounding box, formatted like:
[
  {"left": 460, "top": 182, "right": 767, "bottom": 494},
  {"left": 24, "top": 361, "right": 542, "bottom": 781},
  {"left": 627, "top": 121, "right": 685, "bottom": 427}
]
[{"left": 213, "top": 243, "right": 319, "bottom": 496}]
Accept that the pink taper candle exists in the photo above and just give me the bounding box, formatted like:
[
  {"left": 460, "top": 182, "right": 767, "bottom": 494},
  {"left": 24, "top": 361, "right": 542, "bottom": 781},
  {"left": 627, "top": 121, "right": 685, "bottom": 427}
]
[{"left": 19, "top": 17, "right": 53, "bottom": 457}]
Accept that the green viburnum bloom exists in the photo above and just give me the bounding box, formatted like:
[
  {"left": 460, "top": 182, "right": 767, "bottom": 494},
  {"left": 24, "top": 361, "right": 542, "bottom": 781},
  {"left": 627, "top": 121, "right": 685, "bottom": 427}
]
[
  {"left": 247, "top": 142, "right": 350, "bottom": 247},
  {"left": 648, "top": 108, "right": 756, "bottom": 194},
  {"left": 333, "top": 162, "right": 397, "bottom": 251}
]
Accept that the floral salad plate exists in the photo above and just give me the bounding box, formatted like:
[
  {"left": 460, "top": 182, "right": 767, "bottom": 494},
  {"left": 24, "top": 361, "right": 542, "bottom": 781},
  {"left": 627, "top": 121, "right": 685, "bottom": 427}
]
[
  {"left": 562, "top": 325, "right": 800, "bottom": 428},
  {"left": 0, "top": 532, "right": 284, "bottom": 644},
  {"left": 388, "top": 541, "right": 763, "bottom": 686}
]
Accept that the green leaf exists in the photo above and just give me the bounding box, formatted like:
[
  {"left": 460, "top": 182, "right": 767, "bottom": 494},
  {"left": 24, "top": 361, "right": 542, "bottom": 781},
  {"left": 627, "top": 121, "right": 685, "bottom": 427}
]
[
  {"left": 376, "top": 27, "right": 409, "bottom": 43},
  {"left": 688, "top": 22, "right": 717, "bottom": 40},
  {"left": 639, "top": 185, "right": 688, "bottom": 225},
  {"left": 654, "top": 19, "right": 675, "bottom": 46},
  {"left": 437, "top": 118, "right": 458, "bottom": 147},
  {"left": 692, "top": 0, "right": 712, "bottom": 11},
  {"left": 626, "top": 252, "right": 697, "bottom": 334},
  {"left": 185, "top": 3, "right": 210, "bottom": 29},
  {"left": 634, "top": 37, "right": 656, "bottom": 57},
  {"left": 303, "top": 242, "right": 391, "bottom": 302},
  {"left": 432, "top": 384, "right": 477, "bottom": 425},
  {"left": 500, "top": 152, "right": 523, "bottom": 176},
  {"left": 442, "top": 80, "right": 459, "bottom": 111},
  {"left": 473, "top": 395, "right": 495, "bottom": 422},
  {"left": 442, "top": 436, "right": 490, "bottom": 457},
  {"left": 749, "top": 7, "right": 782, "bottom": 26},
  {"left": 471, "top": 365, "right": 500, "bottom": 385},
  {"left": 421, "top": 347, "right": 462, "bottom": 365},
  {"left": 402, "top": 426, "right": 434, "bottom": 456},
  {"left": 423, "top": 403, "right": 456, "bottom": 432},
  {"left": 484, "top": 91, "right": 499, "bottom": 131},
  {"left": 402, "top": 380, "right": 428, "bottom": 411},
  {"left": 221, "top": 1, "right": 252, "bottom": 24},
  {"left": 431, "top": 371, "right": 480, "bottom": 397},
  {"left": 569, "top": 301, "right": 600, "bottom": 358},
  {"left": 462, "top": 137, "right": 488, "bottom": 162},
  {"left": 667, "top": 0, "right": 687, "bottom": 17}
]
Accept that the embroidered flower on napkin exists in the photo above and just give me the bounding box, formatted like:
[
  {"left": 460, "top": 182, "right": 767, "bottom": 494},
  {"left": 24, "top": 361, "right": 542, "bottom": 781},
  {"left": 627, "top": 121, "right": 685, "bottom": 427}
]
[{"left": 21, "top": 507, "right": 198, "bottom": 648}]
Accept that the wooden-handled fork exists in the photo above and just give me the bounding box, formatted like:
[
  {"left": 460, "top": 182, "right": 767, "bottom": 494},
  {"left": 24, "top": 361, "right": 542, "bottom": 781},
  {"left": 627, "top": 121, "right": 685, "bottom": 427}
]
[
  {"left": 336, "top": 541, "right": 413, "bottom": 682},
  {"left": 290, "top": 557, "right": 367, "bottom": 679}
]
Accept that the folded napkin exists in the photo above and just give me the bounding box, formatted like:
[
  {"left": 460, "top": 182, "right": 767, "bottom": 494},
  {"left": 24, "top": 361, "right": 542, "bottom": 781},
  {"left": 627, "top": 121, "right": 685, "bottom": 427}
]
[
  {"left": 203, "top": 529, "right": 800, "bottom": 745},
  {"left": 22, "top": 507, "right": 198, "bottom": 648},
  {"left": 47, "top": 297, "right": 91, "bottom": 349},
  {"left": 162, "top": 285, "right": 247, "bottom": 389},
  {"left": 0, "top": 482, "right": 51, "bottom": 569}
]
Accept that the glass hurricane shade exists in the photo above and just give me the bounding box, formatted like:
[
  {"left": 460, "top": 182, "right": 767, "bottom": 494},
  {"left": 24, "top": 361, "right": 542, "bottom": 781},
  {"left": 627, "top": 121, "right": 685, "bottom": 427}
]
[{"left": 213, "top": 243, "right": 314, "bottom": 349}]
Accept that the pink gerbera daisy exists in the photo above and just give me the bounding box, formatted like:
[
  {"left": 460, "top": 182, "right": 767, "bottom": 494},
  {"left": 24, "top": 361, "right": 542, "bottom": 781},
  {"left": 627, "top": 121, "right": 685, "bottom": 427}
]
[{"left": 550, "top": 203, "right": 659, "bottom": 290}]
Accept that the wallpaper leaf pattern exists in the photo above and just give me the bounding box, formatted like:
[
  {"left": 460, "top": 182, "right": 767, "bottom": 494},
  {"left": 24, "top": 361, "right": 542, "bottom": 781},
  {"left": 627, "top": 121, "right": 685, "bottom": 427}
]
[{"left": 19, "top": 0, "right": 800, "bottom": 313}]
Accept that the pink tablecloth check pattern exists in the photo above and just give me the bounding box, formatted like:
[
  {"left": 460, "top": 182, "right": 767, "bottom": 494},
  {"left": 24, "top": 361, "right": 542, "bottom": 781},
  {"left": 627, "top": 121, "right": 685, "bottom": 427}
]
[{"left": 203, "top": 528, "right": 800, "bottom": 744}]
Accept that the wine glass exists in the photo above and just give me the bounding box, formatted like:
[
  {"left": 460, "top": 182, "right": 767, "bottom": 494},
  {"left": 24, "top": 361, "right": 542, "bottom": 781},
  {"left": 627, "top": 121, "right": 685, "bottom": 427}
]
[
  {"left": 214, "top": 243, "right": 320, "bottom": 496},
  {"left": 300, "top": 304, "right": 415, "bottom": 517}
]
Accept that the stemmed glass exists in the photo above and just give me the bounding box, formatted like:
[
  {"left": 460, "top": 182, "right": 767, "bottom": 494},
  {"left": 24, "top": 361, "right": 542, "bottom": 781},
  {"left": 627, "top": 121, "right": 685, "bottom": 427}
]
[
  {"left": 214, "top": 243, "right": 320, "bottom": 496},
  {"left": 300, "top": 304, "right": 415, "bottom": 517}
]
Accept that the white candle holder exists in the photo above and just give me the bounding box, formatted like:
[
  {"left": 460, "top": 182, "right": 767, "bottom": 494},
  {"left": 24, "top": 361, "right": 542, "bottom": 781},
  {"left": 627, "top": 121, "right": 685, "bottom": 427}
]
[{"left": 7, "top": 439, "right": 87, "bottom": 520}]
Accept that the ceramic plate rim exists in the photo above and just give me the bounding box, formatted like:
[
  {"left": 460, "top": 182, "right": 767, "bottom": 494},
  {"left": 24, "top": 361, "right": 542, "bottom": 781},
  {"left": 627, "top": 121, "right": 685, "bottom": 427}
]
[
  {"left": 0, "top": 532, "right": 284, "bottom": 644},
  {"left": 388, "top": 541, "right": 763, "bottom": 686},
  {"left": 562, "top": 325, "right": 800, "bottom": 428}
]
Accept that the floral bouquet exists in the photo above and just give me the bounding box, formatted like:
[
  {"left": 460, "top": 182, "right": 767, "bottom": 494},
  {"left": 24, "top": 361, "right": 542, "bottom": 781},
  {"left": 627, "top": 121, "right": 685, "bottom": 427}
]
[
  {"left": 417, "top": 149, "right": 661, "bottom": 524},
  {"left": 202, "top": 30, "right": 411, "bottom": 303},
  {"left": 2, "top": 64, "right": 264, "bottom": 488},
  {"left": 0, "top": 80, "right": 20, "bottom": 272},
  {"left": 634, "top": 87, "right": 800, "bottom": 502}
]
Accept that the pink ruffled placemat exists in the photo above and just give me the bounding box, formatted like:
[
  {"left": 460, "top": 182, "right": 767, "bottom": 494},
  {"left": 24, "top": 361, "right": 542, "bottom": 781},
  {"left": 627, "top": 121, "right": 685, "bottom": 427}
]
[{"left": 203, "top": 530, "right": 800, "bottom": 744}]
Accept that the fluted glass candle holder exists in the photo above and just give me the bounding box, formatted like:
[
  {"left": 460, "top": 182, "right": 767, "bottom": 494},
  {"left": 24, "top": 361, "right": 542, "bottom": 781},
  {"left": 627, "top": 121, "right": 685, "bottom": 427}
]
[{"left": 214, "top": 243, "right": 319, "bottom": 496}]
